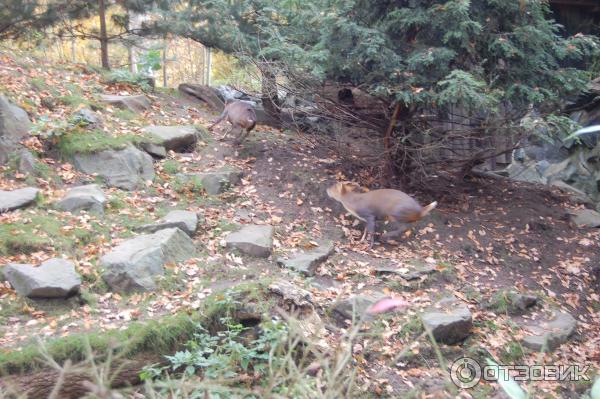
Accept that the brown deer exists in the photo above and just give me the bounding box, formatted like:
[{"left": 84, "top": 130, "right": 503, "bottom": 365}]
[
  {"left": 208, "top": 100, "right": 257, "bottom": 145},
  {"left": 327, "top": 182, "right": 437, "bottom": 248}
]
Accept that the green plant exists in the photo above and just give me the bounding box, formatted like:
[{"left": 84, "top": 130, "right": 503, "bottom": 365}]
[
  {"left": 114, "top": 109, "right": 137, "bottom": 121},
  {"left": 172, "top": 174, "right": 204, "bottom": 194},
  {"left": 57, "top": 94, "right": 88, "bottom": 107},
  {"left": 162, "top": 159, "right": 180, "bottom": 175},
  {"left": 104, "top": 69, "right": 154, "bottom": 91}
]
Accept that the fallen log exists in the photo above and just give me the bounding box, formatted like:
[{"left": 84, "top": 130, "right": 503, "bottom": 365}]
[{"left": 0, "top": 353, "right": 164, "bottom": 399}]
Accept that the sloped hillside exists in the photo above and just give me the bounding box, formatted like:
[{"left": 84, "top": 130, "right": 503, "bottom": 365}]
[{"left": 0, "top": 50, "right": 599, "bottom": 398}]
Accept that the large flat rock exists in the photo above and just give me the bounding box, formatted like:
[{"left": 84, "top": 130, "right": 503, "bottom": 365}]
[
  {"left": 225, "top": 224, "right": 273, "bottom": 257},
  {"left": 137, "top": 210, "right": 199, "bottom": 236},
  {"left": 331, "top": 294, "right": 386, "bottom": 322},
  {"left": 101, "top": 228, "right": 196, "bottom": 292},
  {"left": 421, "top": 297, "right": 473, "bottom": 344},
  {"left": 56, "top": 184, "right": 107, "bottom": 214},
  {"left": 72, "top": 146, "right": 154, "bottom": 190},
  {"left": 0, "top": 187, "right": 39, "bottom": 213},
  {"left": 569, "top": 209, "right": 600, "bottom": 228},
  {"left": 521, "top": 311, "right": 577, "bottom": 352},
  {"left": 277, "top": 242, "right": 334, "bottom": 276},
  {"left": 142, "top": 126, "right": 198, "bottom": 152},
  {"left": 4, "top": 258, "right": 81, "bottom": 298},
  {"left": 100, "top": 94, "right": 151, "bottom": 113}
]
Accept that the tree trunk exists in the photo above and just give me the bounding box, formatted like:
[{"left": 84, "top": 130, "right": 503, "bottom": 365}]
[
  {"left": 259, "top": 63, "right": 280, "bottom": 124},
  {"left": 382, "top": 102, "right": 402, "bottom": 184},
  {"left": 98, "top": 0, "right": 110, "bottom": 69},
  {"left": 206, "top": 47, "right": 211, "bottom": 86},
  {"left": 162, "top": 35, "right": 168, "bottom": 87}
]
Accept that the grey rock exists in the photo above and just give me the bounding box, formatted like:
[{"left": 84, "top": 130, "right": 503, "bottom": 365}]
[
  {"left": 508, "top": 292, "right": 538, "bottom": 313},
  {"left": 0, "top": 187, "right": 39, "bottom": 213},
  {"left": 141, "top": 142, "right": 167, "bottom": 158},
  {"left": 485, "top": 290, "right": 538, "bottom": 315},
  {"left": 332, "top": 294, "right": 385, "bottom": 321},
  {"left": 521, "top": 311, "right": 577, "bottom": 352},
  {"left": 74, "top": 108, "right": 101, "bottom": 126},
  {"left": 0, "top": 95, "right": 31, "bottom": 164},
  {"left": 268, "top": 279, "right": 314, "bottom": 308},
  {"left": 137, "top": 210, "right": 199, "bottom": 236},
  {"left": 143, "top": 126, "right": 198, "bottom": 152},
  {"left": 101, "top": 228, "right": 196, "bottom": 292},
  {"left": 569, "top": 208, "right": 600, "bottom": 228},
  {"left": 100, "top": 94, "right": 151, "bottom": 113},
  {"left": 200, "top": 168, "right": 243, "bottom": 195},
  {"left": 375, "top": 261, "right": 437, "bottom": 281},
  {"left": 551, "top": 181, "right": 594, "bottom": 205},
  {"left": 178, "top": 168, "right": 242, "bottom": 195},
  {"left": 421, "top": 297, "right": 473, "bottom": 344},
  {"left": 17, "top": 149, "right": 37, "bottom": 175},
  {"left": 542, "top": 158, "right": 575, "bottom": 182},
  {"left": 225, "top": 224, "right": 273, "bottom": 258},
  {"left": 4, "top": 258, "right": 81, "bottom": 298},
  {"left": 72, "top": 146, "right": 154, "bottom": 190},
  {"left": 277, "top": 242, "right": 334, "bottom": 276},
  {"left": 504, "top": 160, "right": 547, "bottom": 185},
  {"left": 56, "top": 184, "right": 107, "bottom": 214}
]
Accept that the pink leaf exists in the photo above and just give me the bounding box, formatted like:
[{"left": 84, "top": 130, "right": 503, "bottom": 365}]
[{"left": 367, "top": 297, "right": 409, "bottom": 314}]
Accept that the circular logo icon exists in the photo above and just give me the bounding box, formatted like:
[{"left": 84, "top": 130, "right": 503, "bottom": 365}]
[{"left": 450, "top": 357, "right": 481, "bottom": 389}]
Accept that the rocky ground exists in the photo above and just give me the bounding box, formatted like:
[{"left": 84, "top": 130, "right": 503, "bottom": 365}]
[{"left": 0, "top": 50, "right": 599, "bottom": 398}]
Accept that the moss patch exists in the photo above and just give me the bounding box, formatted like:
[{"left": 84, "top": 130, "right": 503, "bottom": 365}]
[
  {"left": 0, "top": 282, "right": 269, "bottom": 375},
  {"left": 0, "top": 213, "right": 108, "bottom": 257},
  {"left": 57, "top": 129, "right": 156, "bottom": 157}
]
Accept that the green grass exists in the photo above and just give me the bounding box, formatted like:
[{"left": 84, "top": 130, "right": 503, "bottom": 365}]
[
  {"left": 0, "top": 283, "right": 269, "bottom": 375},
  {"left": 57, "top": 128, "right": 156, "bottom": 157},
  {"left": 57, "top": 94, "right": 89, "bottom": 107},
  {"left": 172, "top": 174, "right": 205, "bottom": 194},
  {"left": 162, "top": 159, "right": 180, "bottom": 174},
  {"left": 499, "top": 341, "right": 525, "bottom": 363},
  {"left": 0, "top": 313, "right": 199, "bottom": 375},
  {"left": 29, "top": 77, "right": 48, "bottom": 91},
  {"left": 114, "top": 109, "right": 137, "bottom": 121},
  {"left": 0, "top": 213, "right": 109, "bottom": 257}
]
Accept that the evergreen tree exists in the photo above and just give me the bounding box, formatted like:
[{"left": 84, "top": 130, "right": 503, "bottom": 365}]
[
  {"left": 260, "top": 0, "right": 599, "bottom": 177},
  {"left": 1, "top": 0, "right": 155, "bottom": 69}
]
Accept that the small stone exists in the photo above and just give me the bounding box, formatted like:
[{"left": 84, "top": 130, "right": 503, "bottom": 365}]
[
  {"left": 421, "top": 297, "right": 473, "bottom": 344},
  {"left": 56, "top": 184, "right": 107, "bottom": 214},
  {"left": 332, "top": 294, "right": 385, "bottom": 321},
  {"left": 3, "top": 258, "right": 81, "bottom": 298},
  {"left": 277, "top": 242, "right": 334, "bottom": 276},
  {"left": 196, "top": 168, "right": 243, "bottom": 195},
  {"left": 142, "top": 126, "right": 198, "bottom": 152},
  {"left": 225, "top": 224, "right": 273, "bottom": 257},
  {"left": 100, "top": 94, "right": 151, "bottom": 113},
  {"left": 268, "top": 280, "right": 314, "bottom": 308},
  {"left": 137, "top": 210, "right": 199, "bottom": 236},
  {"left": 569, "top": 209, "right": 600, "bottom": 228},
  {"left": 0, "top": 187, "right": 39, "bottom": 213},
  {"left": 141, "top": 142, "right": 167, "bottom": 158},
  {"left": 484, "top": 290, "right": 538, "bottom": 315},
  {"left": 17, "top": 149, "right": 37, "bottom": 175},
  {"left": 375, "top": 261, "right": 437, "bottom": 281},
  {"left": 74, "top": 108, "right": 101, "bottom": 126},
  {"left": 521, "top": 311, "right": 577, "bottom": 352}
]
